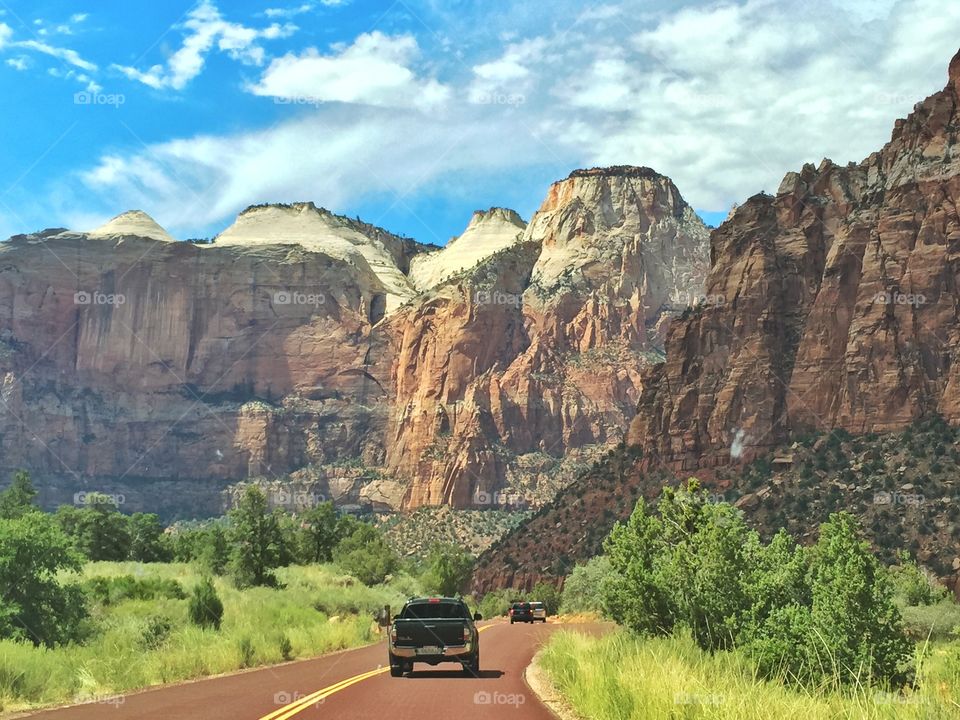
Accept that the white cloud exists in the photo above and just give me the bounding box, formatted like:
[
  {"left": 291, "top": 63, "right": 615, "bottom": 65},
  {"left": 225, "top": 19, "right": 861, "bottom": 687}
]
[
  {"left": 248, "top": 31, "right": 450, "bottom": 110},
  {"left": 74, "top": 104, "right": 548, "bottom": 238},
  {"left": 70, "top": 13, "right": 89, "bottom": 24},
  {"left": 44, "top": 0, "right": 960, "bottom": 241},
  {"left": 265, "top": 4, "right": 314, "bottom": 18},
  {"left": 113, "top": 0, "right": 296, "bottom": 90},
  {"left": 0, "top": 21, "right": 13, "bottom": 48},
  {"left": 14, "top": 39, "right": 97, "bottom": 71},
  {"left": 6, "top": 56, "right": 30, "bottom": 70}
]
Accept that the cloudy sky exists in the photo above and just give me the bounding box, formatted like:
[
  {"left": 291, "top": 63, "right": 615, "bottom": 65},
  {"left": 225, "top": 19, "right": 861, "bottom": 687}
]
[{"left": 0, "top": 0, "right": 958, "bottom": 244}]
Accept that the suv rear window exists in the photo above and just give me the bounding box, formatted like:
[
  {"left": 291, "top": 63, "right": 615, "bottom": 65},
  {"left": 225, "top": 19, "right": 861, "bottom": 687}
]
[
  {"left": 400, "top": 602, "right": 470, "bottom": 619},
  {"left": 530, "top": 602, "right": 544, "bottom": 609}
]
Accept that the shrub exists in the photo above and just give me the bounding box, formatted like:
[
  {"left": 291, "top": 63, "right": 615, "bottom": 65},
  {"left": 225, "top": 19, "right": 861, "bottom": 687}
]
[
  {"left": 188, "top": 577, "right": 224, "bottom": 630},
  {"left": 421, "top": 543, "right": 474, "bottom": 596},
  {"left": 561, "top": 556, "right": 614, "bottom": 614},
  {"left": 333, "top": 524, "right": 398, "bottom": 586}
]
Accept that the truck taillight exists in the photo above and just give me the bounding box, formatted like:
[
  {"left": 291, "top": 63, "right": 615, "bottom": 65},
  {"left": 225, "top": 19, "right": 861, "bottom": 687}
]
[
  {"left": 390, "top": 626, "right": 397, "bottom": 643},
  {"left": 463, "top": 627, "right": 470, "bottom": 643}
]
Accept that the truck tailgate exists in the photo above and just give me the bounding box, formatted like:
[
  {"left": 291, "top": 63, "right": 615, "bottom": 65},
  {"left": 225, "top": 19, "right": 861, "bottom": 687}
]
[{"left": 393, "top": 619, "right": 466, "bottom": 647}]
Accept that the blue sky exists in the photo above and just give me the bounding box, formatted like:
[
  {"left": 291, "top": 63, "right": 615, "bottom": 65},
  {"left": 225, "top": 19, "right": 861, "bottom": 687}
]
[{"left": 0, "top": 0, "right": 958, "bottom": 244}]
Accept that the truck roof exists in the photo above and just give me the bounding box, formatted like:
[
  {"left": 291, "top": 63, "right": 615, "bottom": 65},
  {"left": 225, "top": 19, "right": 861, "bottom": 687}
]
[{"left": 404, "top": 596, "right": 465, "bottom": 604}]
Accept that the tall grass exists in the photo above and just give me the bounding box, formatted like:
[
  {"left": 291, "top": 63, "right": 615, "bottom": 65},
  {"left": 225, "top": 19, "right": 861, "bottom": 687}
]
[
  {"left": 540, "top": 631, "right": 960, "bottom": 719},
  {"left": 0, "top": 562, "right": 415, "bottom": 714}
]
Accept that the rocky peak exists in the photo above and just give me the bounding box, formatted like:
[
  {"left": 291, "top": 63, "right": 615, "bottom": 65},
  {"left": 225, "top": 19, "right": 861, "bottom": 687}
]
[
  {"left": 89, "top": 210, "right": 175, "bottom": 242},
  {"left": 524, "top": 166, "right": 709, "bottom": 319},
  {"left": 465, "top": 207, "right": 525, "bottom": 231},
  {"left": 408, "top": 207, "right": 527, "bottom": 291}
]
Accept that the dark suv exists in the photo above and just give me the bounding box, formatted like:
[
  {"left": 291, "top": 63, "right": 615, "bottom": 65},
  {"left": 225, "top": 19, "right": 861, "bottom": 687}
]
[{"left": 509, "top": 601, "right": 533, "bottom": 624}]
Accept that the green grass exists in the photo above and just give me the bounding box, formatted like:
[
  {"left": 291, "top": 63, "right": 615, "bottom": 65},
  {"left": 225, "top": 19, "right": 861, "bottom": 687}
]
[
  {"left": 540, "top": 630, "right": 960, "bottom": 719},
  {"left": 0, "top": 562, "right": 416, "bottom": 714}
]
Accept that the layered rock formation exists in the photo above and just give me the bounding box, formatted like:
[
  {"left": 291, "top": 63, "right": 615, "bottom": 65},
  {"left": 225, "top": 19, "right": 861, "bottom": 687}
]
[
  {"left": 381, "top": 167, "right": 709, "bottom": 507},
  {"left": 630, "top": 48, "right": 960, "bottom": 470},
  {"left": 0, "top": 169, "right": 709, "bottom": 516}
]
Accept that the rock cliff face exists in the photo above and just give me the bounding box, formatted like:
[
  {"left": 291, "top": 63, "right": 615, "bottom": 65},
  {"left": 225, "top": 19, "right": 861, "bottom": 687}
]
[
  {"left": 0, "top": 169, "right": 709, "bottom": 516},
  {"left": 630, "top": 48, "right": 960, "bottom": 470},
  {"left": 380, "top": 168, "right": 709, "bottom": 507}
]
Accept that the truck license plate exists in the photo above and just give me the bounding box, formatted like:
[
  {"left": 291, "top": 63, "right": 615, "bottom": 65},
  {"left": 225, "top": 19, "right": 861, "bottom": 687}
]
[{"left": 416, "top": 646, "right": 442, "bottom": 655}]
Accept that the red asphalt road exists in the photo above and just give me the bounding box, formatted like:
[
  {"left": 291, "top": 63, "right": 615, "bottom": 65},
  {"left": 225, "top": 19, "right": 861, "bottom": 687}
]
[{"left": 19, "top": 621, "right": 606, "bottom": 720}]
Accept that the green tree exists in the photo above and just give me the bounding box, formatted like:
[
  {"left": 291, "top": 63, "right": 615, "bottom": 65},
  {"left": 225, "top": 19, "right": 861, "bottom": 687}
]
[
  {"left": 0, "top": 470, "right": 38, "bottom": 519},
  {"left": 422, "top": 543, "right": 474, "bottom": 596},
  {"left": 228, "top": 487, "right": 283, "bottom": 587},
  {"left": 333, "top": 523, "right": 398, "bottom": 586},
  {"left": 200, "top": 524, "right": 230, "bottom": 575},
  {"left": 299, "top": 502, "right": 340, "bottom": 563},
  {"left": 0, "top": 512, "right": 87, "bottom": 646},
  {"left": 188, "top": 576, "right": 224, "bottom": 630},
  {"left": 530, "top": 581, "right": 561, "bottom": 616},
  {"left": 128, "top": 512, "right": 171, "bottom": 562},
  {"left": 805, "top": 513, "right": 911, "bottom": 686},
  {"left": 55, "top": 494, "right": 131, "bottom": 561},
  {"left": 561, "top": 556, "right": 613, "bottom": 614}
]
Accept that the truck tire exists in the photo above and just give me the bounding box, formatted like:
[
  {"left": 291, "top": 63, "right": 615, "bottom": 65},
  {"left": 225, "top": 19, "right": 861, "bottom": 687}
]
[
  {"left": 389, "top": 653, "right": 405, "bottom": 677},
  {"left": 464, "top": 650, "right": 480, "bottom": 675}
]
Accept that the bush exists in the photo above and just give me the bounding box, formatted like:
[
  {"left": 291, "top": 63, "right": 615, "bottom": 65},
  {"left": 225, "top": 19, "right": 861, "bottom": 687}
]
[
  {"left": 81, "top": 575, "right": 186, "bottom": 605},
  {"left": 333, "top": 524, "right": 398, "bottom": 586},
  {"left": 188, "top": 577, "right": 224, "bottom": 630},
  {"left": 561, "top": 556, "right": 614, "bottom": 614},
  {"left": 531, "top": 581, "right": 561, "bottom": 616},
  {"left": 477, "top": 588, "right": 515, "bottom": 619}
]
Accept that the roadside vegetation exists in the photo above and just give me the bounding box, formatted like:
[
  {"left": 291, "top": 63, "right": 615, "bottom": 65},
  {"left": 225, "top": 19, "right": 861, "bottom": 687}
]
[
  {"left": 537, "top": 480, "right": 960, "bottom": 718},
  {"left": 0, "top": 473, "right": 438, "bottom": 714}
]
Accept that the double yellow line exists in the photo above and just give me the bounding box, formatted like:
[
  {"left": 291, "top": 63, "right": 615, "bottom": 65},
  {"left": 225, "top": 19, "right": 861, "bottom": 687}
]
[
  {"left": 258, "top": 666, "right": 388, "bottom": 720},
  {"left": 259, "top": 625, "right": 496, "bottom": 719}
]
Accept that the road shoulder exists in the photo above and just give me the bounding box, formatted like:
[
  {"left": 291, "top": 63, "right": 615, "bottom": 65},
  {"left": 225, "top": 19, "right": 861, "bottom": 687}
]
[{"left": 524, "top": 648, "right": 584, "bottom": 720}]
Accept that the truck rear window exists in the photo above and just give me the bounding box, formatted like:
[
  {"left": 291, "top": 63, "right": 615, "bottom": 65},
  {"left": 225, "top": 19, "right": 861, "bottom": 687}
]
[{"left": 399, "top": 602, "right": 470, "bottom": 619}]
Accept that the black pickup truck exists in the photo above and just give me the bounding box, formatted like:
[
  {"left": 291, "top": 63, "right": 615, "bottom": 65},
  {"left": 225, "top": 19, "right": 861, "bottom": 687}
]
[{"left": 388, "top": 597, "right": 482, "bottom": 676}]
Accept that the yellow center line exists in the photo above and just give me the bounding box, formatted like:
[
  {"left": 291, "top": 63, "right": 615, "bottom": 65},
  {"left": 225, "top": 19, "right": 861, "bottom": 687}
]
[{"left": 258, "top": 624, "right": 498, "bottom": 720}]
